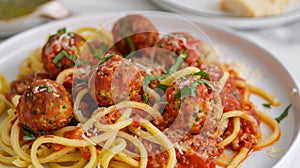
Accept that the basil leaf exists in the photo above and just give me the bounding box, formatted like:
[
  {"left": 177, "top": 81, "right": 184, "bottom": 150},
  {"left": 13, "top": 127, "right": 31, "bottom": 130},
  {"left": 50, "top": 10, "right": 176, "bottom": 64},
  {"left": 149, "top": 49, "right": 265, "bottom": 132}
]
[
  {"left": 231, "top": 90, "right": 240, "bottom": 101},
  {"left": 142, "top": 74, "right": 166, "bottom": 103},
  {"left": 52, "top": 50, "right": 89, "bottom": 65},
  {"left": 158, "top": 84, "right": 169, "bottom": 92},
  {"left": 174, "top": 87, "right": 195, "bottom": 101},
  {"left": 57, "top": 27, "right": 66, "bottom": 34},
  {"left": 275, "top": 104, "right": 292, "bottom": 123},
  {"left": 121, "top": 17, "right": 135, "bottom": 53},
  {"left": 263, "top": 103, "right": 271, "bottom": 109},
  {"left": 193, "top": 71, "right": 210, "bottom": 80},
  {"left": 52, "top": 50, "right": 66, "bottom": 64},
  {"left": 67, "top": 32, "right": 75, "bottom": 38},
  {"left": 168, "top": 51, "right": 189, "bottom": 74},
  {"left": 173, "top": 78, "right": 216, "bottom": 101},
  {"left": 98, "top": 54, "right": 116, "bottom": 65},
  {"left": 88, "top": 43, "right": 108, "bottom": 60},
  {"left": 22, "top": 126, "right": 36, "bottom": 141},
  {"left": 143, "top": 93, "right": 151, "bottom": 105},
  {"left": 38, "top": 84, "right": 52, "bottom": 93},
  {"left": 197, "top": 78, "right": 216, "bottom": 92}
]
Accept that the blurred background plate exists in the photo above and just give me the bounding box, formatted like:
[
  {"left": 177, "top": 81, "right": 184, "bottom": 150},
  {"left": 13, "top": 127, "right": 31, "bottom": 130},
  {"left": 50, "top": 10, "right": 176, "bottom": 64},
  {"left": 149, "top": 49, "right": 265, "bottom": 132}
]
[{"left": 149, "top": 0, "right": 300, "bottom": 29}]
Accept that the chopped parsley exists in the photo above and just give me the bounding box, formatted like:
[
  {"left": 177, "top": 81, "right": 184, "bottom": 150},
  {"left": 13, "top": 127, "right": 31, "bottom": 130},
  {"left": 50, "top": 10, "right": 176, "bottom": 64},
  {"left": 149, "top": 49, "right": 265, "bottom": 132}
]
[{"left": 275, "top": 104, "right": 292, "bottom": 123}]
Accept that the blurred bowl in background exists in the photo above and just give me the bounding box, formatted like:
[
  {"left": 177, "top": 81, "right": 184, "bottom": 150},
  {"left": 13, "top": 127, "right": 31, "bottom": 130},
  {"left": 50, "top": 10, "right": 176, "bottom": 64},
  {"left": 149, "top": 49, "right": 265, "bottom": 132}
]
[{"left": 0, "top": 0, "right": 71, "bottom": 37}]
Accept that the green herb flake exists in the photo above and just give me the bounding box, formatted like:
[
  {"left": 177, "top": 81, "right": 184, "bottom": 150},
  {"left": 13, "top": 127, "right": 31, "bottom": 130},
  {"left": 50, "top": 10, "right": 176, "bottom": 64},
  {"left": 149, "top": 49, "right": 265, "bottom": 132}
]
[
  {"left": 62, "top": 105, "right": 67, "bottom": 110},
  {"left": 52, "top": 50, "right": 89, "bottom": 65},
  {"left": 57, "top": 27, "right": 66, "bottom": 34},
  {"left": 143, "top": 93, "right": 151, "bottom": 105},
  {"left": 174, "top": 78, "right": 216, "bottom": 101},
  {"left": 88, "top": 43, "right": 108, "bottom": 60},
  {"left": 121, "top": 17, "right": 135, "bottom": 54},
  {"left": 231, "top": 90, "right": 240, "bottom": 101},
  {"left": 38, "top": 84, "right": 52, "bottom": 93},
  {"left": 262, "top": 103, "right": 271, "bottom": 109},
  {"left": 52, "top": 50, "right": 66, "bottom": 64},
  {"left": 67, "top": 32, "right": 75, "bottom": 38},
  {"left": 275, "top": 104, "right": 292, "bottom": 123},
  {"left": 193, "top": 71, "right": 211, "bottom": 80},
  {"left": 158, "top": 84, "right": 169, "bottom": 92},
  {"left": 174, "top": 87, "right": 195, "bottom": 101},
  {"left": 98, "top": 54, "right": 115, "bottom": 65},
  {"left": 22, "top": 126, "right": 36, "bottom": 141},
  {"left": 168, "top": 51, "right": 189, "bottom": 74}
]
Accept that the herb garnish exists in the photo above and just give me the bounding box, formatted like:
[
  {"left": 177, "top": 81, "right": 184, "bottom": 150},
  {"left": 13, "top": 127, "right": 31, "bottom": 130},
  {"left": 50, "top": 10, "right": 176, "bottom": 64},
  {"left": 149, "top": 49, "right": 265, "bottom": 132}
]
[
  {"left": 87, "top": 43, "right": 107, "bottom": 59},
  {"left": 141, "top": 52, "right": 214, "bottom": 104},
  {"left": 121, "top": 17, "right": 135, "bottom": 54},
  {"left": 98, "top": 54, "right": 115, "bottom": 65},
  {"left": 174, "top": 78, "right": 216, "bottom": 101},
  {"left": 22, "top": 126, "right": 36, "bottom": 141},
  {"left": 168, "top": 51, "right": 189, "bottom": 74},
  {"left": 48, "top": 27, "right": 67, "bottom": 40},
  {"left": 52, "top": 50, "right": 89, "bottom": 65},
  {"left": 157, "top": 84, "right": 169, "bottom": 92},
  {"left": 38, "top": 84, "right": 52, "bottom": 93},
  {"left": 142, "top": 74, "right": 165, "bottom": 105},
  {"left": 275, "top": 104, "right": 292, "bottom": 123},
  {"left": 263, "top": 103, "right": 271, "bottom": 109},
  {"left": 193, "top": 71, "right": 210, "bottom": 80},
  {"left": 57, "top": 27, "right": 66, "bottom": 34},
  {"left": 67, "top": 32, "right": 75, "bottom": 38},
  {"left": 231, "top": 90, "right": 240, "bottom": 101}
]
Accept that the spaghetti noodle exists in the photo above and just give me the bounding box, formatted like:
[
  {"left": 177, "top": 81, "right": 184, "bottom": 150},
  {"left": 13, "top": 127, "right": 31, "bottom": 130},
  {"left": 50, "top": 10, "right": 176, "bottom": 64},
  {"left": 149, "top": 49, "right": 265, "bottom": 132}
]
[{"left": 0, "top": 14, "right": 283, "bottom": 168}]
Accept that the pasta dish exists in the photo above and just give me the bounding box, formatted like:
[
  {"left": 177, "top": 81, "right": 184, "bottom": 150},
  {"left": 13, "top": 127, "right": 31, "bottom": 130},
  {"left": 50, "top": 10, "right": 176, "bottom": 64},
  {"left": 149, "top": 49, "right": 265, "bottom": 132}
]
[{"left": 0, "top": 14, "right": 285, "bottom": 168}]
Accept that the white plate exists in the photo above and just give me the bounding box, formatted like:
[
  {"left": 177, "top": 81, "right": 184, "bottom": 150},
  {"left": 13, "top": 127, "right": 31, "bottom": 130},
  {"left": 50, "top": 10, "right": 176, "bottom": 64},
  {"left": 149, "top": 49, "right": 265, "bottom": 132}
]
[
  {"left": 150, "top": 0, "right": 300, "bottom": 29},
  {"left": 0, "top": 12, "right": 299, "bottom": 167}
]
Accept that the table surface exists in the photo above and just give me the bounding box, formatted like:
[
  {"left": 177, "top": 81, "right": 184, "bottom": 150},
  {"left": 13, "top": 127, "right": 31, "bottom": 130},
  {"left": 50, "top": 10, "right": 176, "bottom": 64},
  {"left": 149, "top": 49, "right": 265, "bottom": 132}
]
[{"left": 1, "top": 0, "right": 300, "bottom": 167}]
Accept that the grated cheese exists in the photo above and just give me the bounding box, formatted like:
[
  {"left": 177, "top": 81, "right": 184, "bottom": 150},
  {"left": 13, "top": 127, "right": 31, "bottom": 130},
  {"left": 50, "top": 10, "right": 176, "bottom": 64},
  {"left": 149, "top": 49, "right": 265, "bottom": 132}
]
[{"left": 267, "top": 147, "right": 285, "bottom": 158}]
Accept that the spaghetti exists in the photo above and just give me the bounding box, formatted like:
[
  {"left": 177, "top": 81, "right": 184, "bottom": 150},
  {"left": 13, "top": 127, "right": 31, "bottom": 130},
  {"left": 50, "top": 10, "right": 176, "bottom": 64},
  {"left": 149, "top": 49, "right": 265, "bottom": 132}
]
[{"left": 0, "top": 14, "right": 282, "bottom": 168}]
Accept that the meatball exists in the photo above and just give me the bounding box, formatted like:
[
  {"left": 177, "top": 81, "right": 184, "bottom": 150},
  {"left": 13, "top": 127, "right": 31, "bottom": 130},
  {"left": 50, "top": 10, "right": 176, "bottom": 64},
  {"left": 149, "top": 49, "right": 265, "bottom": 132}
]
[
  {"left": 156, "top": 32, "right": 207, "bottom": 70},
  {"left": 93, "top": 55, "right": 146, "bottom": 107},
  {"left": 16, "top": 79, "right": 73, "bottom": 131},
  {"left": 5, "top": 73, "right": 49, "bottom": 101},
  {"left": 156, "top": 74, "right": 222, "bottom": 134},
  {"left": 42, "top": 28, "right": 86, "bottom": 78},
  {"left": 112, "top": 14, "right": 159, "bottom": 55}
]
